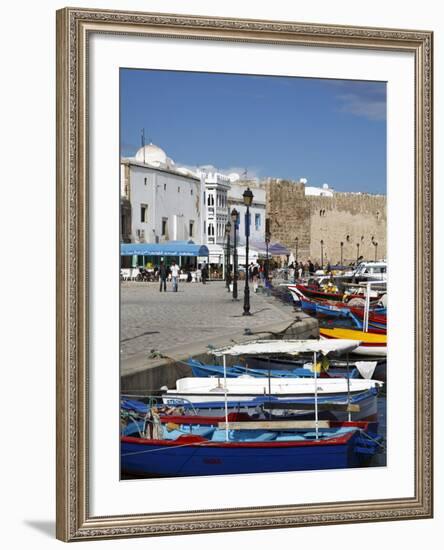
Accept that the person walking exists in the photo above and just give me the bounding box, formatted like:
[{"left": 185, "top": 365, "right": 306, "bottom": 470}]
[
  {"left": 298, "top": 262, "right": 303, "bottom": 280},
  {"left": 159, "top": 261, "right": 168, "bottom": 292},
  {"left": 170, "top": 260, "right": 180, "bottom": 292},
  {"left": 201, "top": 262, "right": 208, "bottom": 284},
  {"left": 252, "top": 261, "right": 259, "bottom": 293}
]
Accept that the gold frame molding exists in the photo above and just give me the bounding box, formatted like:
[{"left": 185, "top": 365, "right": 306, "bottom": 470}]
[{"left": 56, "top": 7, "right": 433, "bottom": 542}]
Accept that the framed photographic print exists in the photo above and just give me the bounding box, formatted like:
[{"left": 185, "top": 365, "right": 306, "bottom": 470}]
[{"left": 56, "top": 7, "right": 433, "bottom": 541}]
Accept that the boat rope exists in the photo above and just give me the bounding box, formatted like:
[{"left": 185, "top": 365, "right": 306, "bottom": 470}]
[
  {"left": 121, "top": 440, "right": 211, "bottom": 457},
  {"left": 358, "top": 429, "right": 386, "bottom": 450},
  {"left": 121, "top": 412, "right": 145, "bottom": 439}
]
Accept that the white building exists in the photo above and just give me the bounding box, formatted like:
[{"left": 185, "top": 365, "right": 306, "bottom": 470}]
[
  {"left": 120, "top": 144, "right": 202, "bottom": 244},
  {"left": 303, "top": 180, "right": 334, "bottom": 197},
  {"left": 120, "top": 143, "right": 266, "bottom": 271},
  {"left": 203, "top": 172, "right": 230, "bottom": 246},
  {"left": 228, "top": 180, "right": 266, "bottom": 245}
]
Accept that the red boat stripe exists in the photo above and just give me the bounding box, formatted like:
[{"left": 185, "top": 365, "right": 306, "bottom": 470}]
[{"left": 121, "top": 431, "right": 355, "bottom": 448}]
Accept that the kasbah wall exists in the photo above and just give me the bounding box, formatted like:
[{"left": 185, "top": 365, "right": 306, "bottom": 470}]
[{"left": 266, "top": 180, "right": 386, "bottom": 265}]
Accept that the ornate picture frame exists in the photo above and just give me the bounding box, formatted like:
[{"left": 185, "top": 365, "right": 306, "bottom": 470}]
[{"left": 56, "top": 7, "right": 433, "bottom": 541}]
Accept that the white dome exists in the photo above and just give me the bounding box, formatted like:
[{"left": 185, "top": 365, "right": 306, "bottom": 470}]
[{"left": 135, "top": 143, "right": 169, "bottom": 166}]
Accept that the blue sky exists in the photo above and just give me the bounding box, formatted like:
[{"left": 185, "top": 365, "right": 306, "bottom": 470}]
[{"left": 120, "top": 69, "right": 386, "bottom": 194}]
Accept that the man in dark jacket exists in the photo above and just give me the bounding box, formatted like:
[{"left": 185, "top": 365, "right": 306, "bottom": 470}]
[
  {"left": 159, "top": 261, "right": 168, "bottom": 292},
  {"left": 201, "top": 262, "right": 208, "bottom": 284}
]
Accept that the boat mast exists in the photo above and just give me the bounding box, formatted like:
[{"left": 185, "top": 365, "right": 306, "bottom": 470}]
[
  {"left": 314, "top": 351, "right": 319, "bottom": 440},
  {"left": 223, "top": 354, "right": 229, "bottom": 442},
  {"left": 363, "top": 281, "right": 371, "bottom": 332},
  {"left": 346, "top": 351, "right": 351, "bottom": 421}
]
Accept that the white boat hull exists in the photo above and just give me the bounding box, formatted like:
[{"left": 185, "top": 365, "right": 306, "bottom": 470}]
[{"left": 163, "top": 376, "right": 382, "bottom": 405}]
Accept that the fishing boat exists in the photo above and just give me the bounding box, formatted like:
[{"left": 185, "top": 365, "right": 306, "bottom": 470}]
[
  {"left": 161, "top": 340, "right": 382, "bottom": 420},
  {"left": 121, "top": 340, "right": 385, "bottom": 477},
  {"left": 124, "top": 388, "right": 381, "bottom": 422},
  {"left": 121, "top": 416, "right": 383, "bottom": 477},
  {"left": 296, "top": 297, "right": 386, "bottom": 327},
  {"left": 349, "top": 306, "right": 387, "bottom": 326},
  {"left": 162, "top": 375, "right": 382, "bottom": 404},
  {"left": 186, "top": 358, "right": 361, "bottom": 379},
  {"left": 319, "top": 327, "right": 387, "bottom": 357},
  {"left": 289, "top": 283, "right": 383, "bottom": 304},
  {"left": 234, "top": 355, "right": 386, "bottom": 382}
]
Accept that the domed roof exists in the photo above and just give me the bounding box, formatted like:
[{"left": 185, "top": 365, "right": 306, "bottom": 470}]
[{"left": 135, "top": 143, "right": 169, "bottom": 166}]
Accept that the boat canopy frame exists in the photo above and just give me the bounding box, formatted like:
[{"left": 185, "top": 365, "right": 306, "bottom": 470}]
[
  {"left": 208, "top": 339, "right": 360, "bottom": 441},
  {"left": 210, "top": 339, "right": 361, "bottom": 357}
]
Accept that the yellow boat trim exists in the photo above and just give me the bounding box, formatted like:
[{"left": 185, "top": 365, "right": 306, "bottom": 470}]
[{"left": 319, "top": 327, "right": 387, "bottom": 344}]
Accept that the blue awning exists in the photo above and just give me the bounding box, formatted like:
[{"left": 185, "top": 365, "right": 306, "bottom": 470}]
[{"left": 120, "top": 242, "right": 210, "bottom": 257}]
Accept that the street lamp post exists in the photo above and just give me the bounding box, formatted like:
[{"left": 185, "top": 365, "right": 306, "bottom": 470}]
[
  {"left": 320, "top": 240, "right": 324, "bottom": 269},
  {"left": 340, "top": 241, "right": 344, "bottom": 268},
  {"left": 225, "top": 221, "right": 231, "bottom": 291},
  {"left": 356, "top": 243, "right": 360, "bottom": 264},
  {"left": 265, "top": 218, "right": 271, "bottom": 285},
  {"left": 294, "top": 237, "right": 299, "bottom": 283},
  {"left": 242, "top": 188, "right": 253, "bottom": 315},
  {"left": 231, "top": 209, "right": 238, "bottom": 300}
]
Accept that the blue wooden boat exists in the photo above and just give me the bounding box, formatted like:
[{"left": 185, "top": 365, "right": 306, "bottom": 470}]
[
  {"left": 122, "top": 385, "right": 380, "bottom": 422},
  {"left": 187, "top": 358, "right": 321, "bottom": 379},
  {"left": 121, "top": 416, "right": 383, "bottom": 477},
  {"left": 299, "top": 300, "right": 386, "bottom": 330}
]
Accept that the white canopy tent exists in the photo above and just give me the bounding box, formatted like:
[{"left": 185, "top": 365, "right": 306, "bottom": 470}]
[{"left": 210, "top": 339, "right": 361, "bottom": 357}]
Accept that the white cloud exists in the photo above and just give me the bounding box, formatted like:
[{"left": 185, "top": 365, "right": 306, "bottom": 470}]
[{"left": 337, "top": 93, "right": 386, "bottom": 121}]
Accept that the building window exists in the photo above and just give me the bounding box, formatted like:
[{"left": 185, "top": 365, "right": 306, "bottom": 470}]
[
  {"left": 207, "top": 194, "right": 214, "bottom": 206},
  {"left": 208, "top": 223, "right": 214, "bottom": 236},
  {"left": 191, "top": 189, "right": 193, "bottom": 195},
  {"left": 178, "top": 186, "right": 180, "bottom": 193},
  {"left": 161, "top": 218, "right": 168, "bottom": 237},
  {"left": 164, "top": 183, "right": 166, "bottom": 191},
  {"left": 189, "top": 220, "right": 194, "bottom": 238},
  {"left": 144, "top": 177, "right": 147, "bottom": 186},
  {"left": 203, "top": 221, "right": 206, "bottom": 234},
  {"left": 140, "top": 204, "right": 148, "bottom": 223},
  {"left": 255, "top": 213, "right": 261, "bottom": 230}
]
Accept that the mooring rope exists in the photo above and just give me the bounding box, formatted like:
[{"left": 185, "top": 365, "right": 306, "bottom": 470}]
[{"left": 121, "top": 439, "right": 211, "bottom": 457}]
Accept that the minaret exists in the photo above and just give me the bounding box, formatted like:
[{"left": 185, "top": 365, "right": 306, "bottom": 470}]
[{"left": 141, "top": 128, "right": 145, "bottom": 163}]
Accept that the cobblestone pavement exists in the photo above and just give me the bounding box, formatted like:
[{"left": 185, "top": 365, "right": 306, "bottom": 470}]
[{"left": 120, "top": 280, "right": 297, "bottom": 369}]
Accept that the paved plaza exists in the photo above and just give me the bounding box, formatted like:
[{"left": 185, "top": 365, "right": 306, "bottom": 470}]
[{"left": 120, "top": 280, "right": 314, "bottom": 377}]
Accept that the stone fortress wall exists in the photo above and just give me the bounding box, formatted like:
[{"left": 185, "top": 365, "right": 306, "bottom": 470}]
[{"left": 266, "top": 180, "right": 386, "bottom": 264}]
